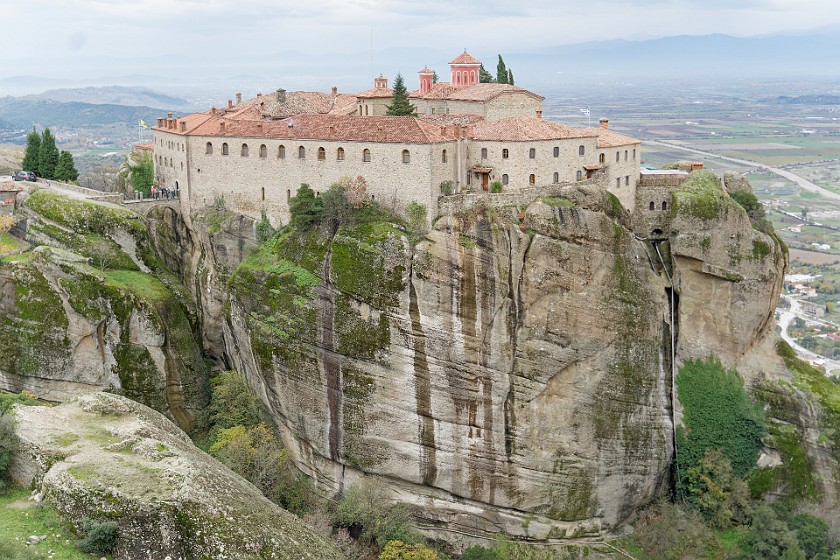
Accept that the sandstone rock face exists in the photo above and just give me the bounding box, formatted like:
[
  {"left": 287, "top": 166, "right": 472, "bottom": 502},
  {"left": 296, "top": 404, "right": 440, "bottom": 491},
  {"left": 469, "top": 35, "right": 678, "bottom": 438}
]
[
  {"left": 0, "top": 190, "right": 207, "bottom": 430},
  {"left": 149, "top": 205, "right": 256, "bottom": 361},
  {"left": 224, "top": 187, "right": 675, "bottom": 543},
  {"left": 668, "top": 171, "right": 786, "bottom": 369},
  {"left": 10, "top": 392, "right": 343, "bottom": 560}
]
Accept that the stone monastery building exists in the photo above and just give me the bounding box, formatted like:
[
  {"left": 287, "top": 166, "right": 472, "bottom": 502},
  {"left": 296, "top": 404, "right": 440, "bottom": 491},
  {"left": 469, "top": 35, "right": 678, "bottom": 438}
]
[{"left": 151, "top": 51, "right": 641, "bottom": 223}]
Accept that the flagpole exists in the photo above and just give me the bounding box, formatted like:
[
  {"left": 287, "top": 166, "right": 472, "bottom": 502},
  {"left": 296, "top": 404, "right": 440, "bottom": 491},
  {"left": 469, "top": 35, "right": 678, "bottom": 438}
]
[{"left": 588, "top": 106, "right": 591, "bottom": 128}]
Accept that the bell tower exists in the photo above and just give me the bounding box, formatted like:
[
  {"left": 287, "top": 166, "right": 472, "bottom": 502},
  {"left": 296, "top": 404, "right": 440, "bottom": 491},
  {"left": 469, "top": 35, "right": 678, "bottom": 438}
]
[
  {"left": 449, "top": 50, "right": 481, "bottom": 87},
  {"left": 418, "top": 67, "right": 434, "bottom": 94}
]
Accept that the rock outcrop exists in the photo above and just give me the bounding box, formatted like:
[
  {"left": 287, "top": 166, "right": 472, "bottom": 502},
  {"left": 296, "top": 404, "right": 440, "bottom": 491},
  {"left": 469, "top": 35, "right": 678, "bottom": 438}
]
[
  {"left": 223, "top": 186, "right": 679, "bottom": 544},
  {"left": 0, "top": 190, "right": 207, "bottom": 430},
  {"left": 10, "top": 392, "right": 343, "bottom": 559}
]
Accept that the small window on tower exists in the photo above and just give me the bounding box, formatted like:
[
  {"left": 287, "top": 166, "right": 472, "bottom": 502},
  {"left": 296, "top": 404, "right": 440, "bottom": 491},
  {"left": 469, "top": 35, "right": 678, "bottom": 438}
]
[
  {"left": 529, "top": 148, "right": 536, "bottom": 159},
  {"left": 481, "top": 148, "right": 487, "bottom": 159},
  {"left": 579, "top": 145, "right": 585, "bottom": 156},
  {"left": 502, "top": 174, "right": 509, "bottom": 185},
  {"left": 442, "top": 149, "right": 447, "bottom": 163},
  {"left": 241, "top": 144, "right": 249, "bottom": 157},
  {"left": 278, "top": 145, "right": 286, "bottom": 159},
  {"left": 298, "top": 146, "right": 306, "bottom": 159},
  {"left": 318, "top": 147, "right": 326, "bottom": 161},
  {"left": 529, "top": 174, "right": 536, "bottom": 185},
  {"left": 502, "top": 148, "right": 509, "bottom": 159},
  {"left": 363, "top": 149, "right": 371, "bottom": 162},
  {"left": 554, "top": 147, "right": 560, "bottom": 157},
  {"left": 402, "top": 150, "right": 411, "bottom": 164},
  {"left": 553, "top": 172, "right": 559, "bottom": 183},
  {"left": 260, "top": 144, "right": 267, "bottom": 158},
  {"left": 222, "top": 143, "right": 229, "bottom": 156},
  {"left": 206, "top": 142, "right": 213, "bottom": 155},
  {"left": 337, "top": 147, "right": 345, "bottom": 161}
]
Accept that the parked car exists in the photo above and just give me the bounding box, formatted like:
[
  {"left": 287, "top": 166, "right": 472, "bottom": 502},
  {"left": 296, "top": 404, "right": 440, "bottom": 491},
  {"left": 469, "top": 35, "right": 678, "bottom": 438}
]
[{"left": 13, "top": 171, "right": 36, "bottom": 181}]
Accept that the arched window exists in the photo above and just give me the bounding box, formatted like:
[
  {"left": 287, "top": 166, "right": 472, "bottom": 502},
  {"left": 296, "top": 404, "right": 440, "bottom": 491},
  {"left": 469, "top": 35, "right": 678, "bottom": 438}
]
[
  {"left": 442, "top": 149, "right": 447, "bottom": 163},
  {"left": 402, "top": 149, "right": 410, "bottom": 164},
  {"left": 662, "top": 201, "right": 668, "bottom": 211},
  {"left": 278, "top": 145, "right": 286, "bottom": 159},
  {"left": 241, "top": 143, "right": 249, "bottom": 157},
  {"left": 298, "top": 146, "right": 306, "bottom": 159},
  {"left": 363, "top": 149, "right": 371, "bottom": 162},
  {"left": 318, "top": 147, "right": 326, "bottom": 160},
  {"left": 553, "top": 172, "right": 559, "bottom": 183},
  {"left": 260, "top": 144, "right": 267, "bottom": 158},
  {"left": 579, "top": 145, "right": 585, "bottom": 156},
  {"left": 481, "top": 148, "right": 487, "bottom": 159},
  {"left": 337, "top": 147, "right": 345, "bottom": 161},
  {"left": 599, "top": 153, "right": 605, "bottom": 163},
  {"left": 502, "top": 148, "right": 509, "bottom": 159},
  {"left": 502, "top": 174, "right": 509, "bottom": 185},
  {"left": 553, "top": 146, "right": 560, "bottom": 157},
  {"left": 206, "top": 142, "right": 213, "bottom": 155},
  {"left": 222, "top": 143, "right": 229, "bottom": 156},
  {"left": 576, "top": 170, "right": 582, "bottom": 181},
  {"left": 529, "top": 174, "right": 536, "bottom": 185},
  {"left": 649, "top": 201, "right": 655, "bottom": 211},
  {"left": 529, "top": 148, "right": 536, "bottom": 159}
]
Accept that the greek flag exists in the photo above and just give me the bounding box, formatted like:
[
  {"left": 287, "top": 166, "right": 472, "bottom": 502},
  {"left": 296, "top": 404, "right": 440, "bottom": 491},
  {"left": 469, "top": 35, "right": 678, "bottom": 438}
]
[{"left": 580, "top": 108, "right": 590, "bottom": 116}]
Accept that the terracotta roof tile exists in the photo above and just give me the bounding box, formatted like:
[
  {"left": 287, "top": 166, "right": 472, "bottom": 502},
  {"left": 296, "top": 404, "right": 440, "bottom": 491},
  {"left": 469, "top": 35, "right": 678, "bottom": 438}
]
[
  {"left": 410, "top": 82, "right": 543, "bottom": 102},
  {"left": 449, "top": 51, "right": 481, "bottom": 65},
  {"left": 595, "top": 129, "right": 641, "bottom": 148},
  {"left": 156, "top": 113, "right": 457, "bottom": 144},
  {"left": 236, "top": 91, "right": 358, "bottom": 118},
  {"left": 469, "top": 116, "right": 599, "bottom": 141},
  {"left": 355, "top": 87, "right": 394, "bottom": 99}
]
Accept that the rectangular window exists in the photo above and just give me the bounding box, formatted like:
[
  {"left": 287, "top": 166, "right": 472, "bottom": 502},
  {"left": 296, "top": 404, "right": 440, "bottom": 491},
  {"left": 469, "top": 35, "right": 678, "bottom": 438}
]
[
  {"left": 625, "top": 175, "right": 630, "bottom": 186},
  {"left": 616, "top": 178, "right": 621, "bottom": 188}
]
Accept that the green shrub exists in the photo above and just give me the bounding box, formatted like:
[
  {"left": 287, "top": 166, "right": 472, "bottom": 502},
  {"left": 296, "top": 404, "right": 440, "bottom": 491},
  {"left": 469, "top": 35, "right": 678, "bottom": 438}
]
[
  {"left": 378, "top": 540, "right": 439, "bottom": 560},
  {"left": 0, "top": 414, "right": 19, "bottom": 492},
  {"left": 289, "top": 184, "right": 324, "bottom": 230},
  {"left": 676, "top": 358, "right": 765, "bottom": 502},
  {"left": 406, "top": 202, "right": 427, "bottom": 242},
  {"left": 632, "top": 501, "right": 723, "bottom": 560},
  {"left": 740, "top": 506, "right": 804, "bottom": 560},
  {"left": 439, "top": 181, "right": 454, "bottom": 196},
  {"left": 129, "top": 152, "right": 154, "bottom": 195},
  {"left": 462, "top": 545, "right": 497, "bottom": 560},
  {"left": 0, "top": 541, "right": 40, "bottom": 560},
  {"left": 256, "top": 210, "right": 275, "bottom": 244},
  {"left": 331, "top": 481, "right": 419, "bottom": 548},
  {"left": 490, "top": 181, "right": 503, "bottom": 193},
  {"left": 789, "top": 513, "right": 829, "bottom": 559},
  {"left": 76, "top": 517, "right": 118, "bottom": 555}
]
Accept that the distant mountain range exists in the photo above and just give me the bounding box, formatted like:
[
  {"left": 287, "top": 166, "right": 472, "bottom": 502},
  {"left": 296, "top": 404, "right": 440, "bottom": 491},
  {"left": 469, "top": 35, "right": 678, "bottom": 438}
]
[
  {"left": 21, "top": 86, "right": 191, "bottom": 111},
  {"left": 2, "top": 31, "right": 839, "bottom": 99},
  {"left": 0, "top": 97, "right": 174, "bottom": 133}
]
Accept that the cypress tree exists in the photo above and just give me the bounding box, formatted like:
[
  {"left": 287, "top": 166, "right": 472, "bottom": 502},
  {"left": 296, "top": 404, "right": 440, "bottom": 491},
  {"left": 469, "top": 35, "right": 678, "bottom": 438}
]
[
  {"left": 22, "top": 127, "right": 40, "bottom": 172},
  {"left": 479, "top": 64, "right": 494, "bottom": 83},
  {"left": 432, "top": 70, "right": 439, "bottom": 84},
  {"left": 55, "top": 150, "right": 79, "bottom": 182},
  {"left": 508, "top": 69, "right": 514, "bottom": 86},
  {"left": 496, "top": 55, "right": 508, "bottom": 84},
  {"left": 386, "top": 74, "right": 416, "bottom": 116},
  {"left": 38, "top": 128, "right": 59, "bottom": 179}
]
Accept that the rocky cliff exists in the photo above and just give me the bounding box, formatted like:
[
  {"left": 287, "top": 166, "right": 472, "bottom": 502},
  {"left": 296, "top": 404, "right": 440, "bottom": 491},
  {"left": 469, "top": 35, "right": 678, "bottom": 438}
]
[
  {"left": 10, "top": 173, "right": 840, "bottom": 549},
  {"left": 9, "top": 392, "right": 343, "bottom": 560},
  {"left": 0, "top": 190, "right": 207, "bottom": 431},
  {"left": 215, "top": 179, "right": 791, "bottom": 545}
]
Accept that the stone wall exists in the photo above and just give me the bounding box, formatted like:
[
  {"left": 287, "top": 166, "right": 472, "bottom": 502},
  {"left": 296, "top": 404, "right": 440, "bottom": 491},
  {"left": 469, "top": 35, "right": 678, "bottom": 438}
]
[
  {"left": 159, "top": 134, "right": 456, "bottom": 226},
  {"left": 632, "top": 171, "right": 689, "bottom": 238}
]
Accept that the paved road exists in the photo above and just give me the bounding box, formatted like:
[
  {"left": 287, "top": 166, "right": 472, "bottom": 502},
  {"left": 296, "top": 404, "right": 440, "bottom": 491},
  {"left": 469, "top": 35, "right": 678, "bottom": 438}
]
[
  {"left": 778, "top": 296, "right": 840, "bottom": 374},
  {"left": 644, "top": 140, "right": 840, "bottom": 204}
]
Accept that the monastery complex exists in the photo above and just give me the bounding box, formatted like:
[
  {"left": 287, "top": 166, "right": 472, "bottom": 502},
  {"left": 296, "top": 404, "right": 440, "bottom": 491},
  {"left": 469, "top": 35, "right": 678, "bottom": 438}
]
[{"left": 150, "top": 51, "right": 643, "bottom": 224}]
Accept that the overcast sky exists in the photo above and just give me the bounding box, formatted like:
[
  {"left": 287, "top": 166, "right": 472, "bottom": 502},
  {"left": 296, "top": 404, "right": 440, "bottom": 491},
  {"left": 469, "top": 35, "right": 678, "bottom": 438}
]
[{"left": 4, "top": 0, "right": 840, "bottom": 92}]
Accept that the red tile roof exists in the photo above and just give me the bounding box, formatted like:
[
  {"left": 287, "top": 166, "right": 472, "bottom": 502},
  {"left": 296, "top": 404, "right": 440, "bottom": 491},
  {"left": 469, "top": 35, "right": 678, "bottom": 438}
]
[
  {"left": 595, "top": 129, "right": 641, "bottom": 148},
  {"left": 134, "top": 142, "right": 154, "bottom": 152},
  {"left": 410, "top": 82, "right": 543, "bottom": 102},
  {"left": 449, "top": 51, "right": 481, "bottom": 65},
  {"left": 469, "top": 116, "right": 599, "bottom": 141},
  {"left": 355, "top": 87, "right": 394, "bottom": 99},
  {"left": 154, "top": 113, "right": 457, "bottom": 144},
  {"left": 235, "top": 91, "right": 358, "bottom": 118}
]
